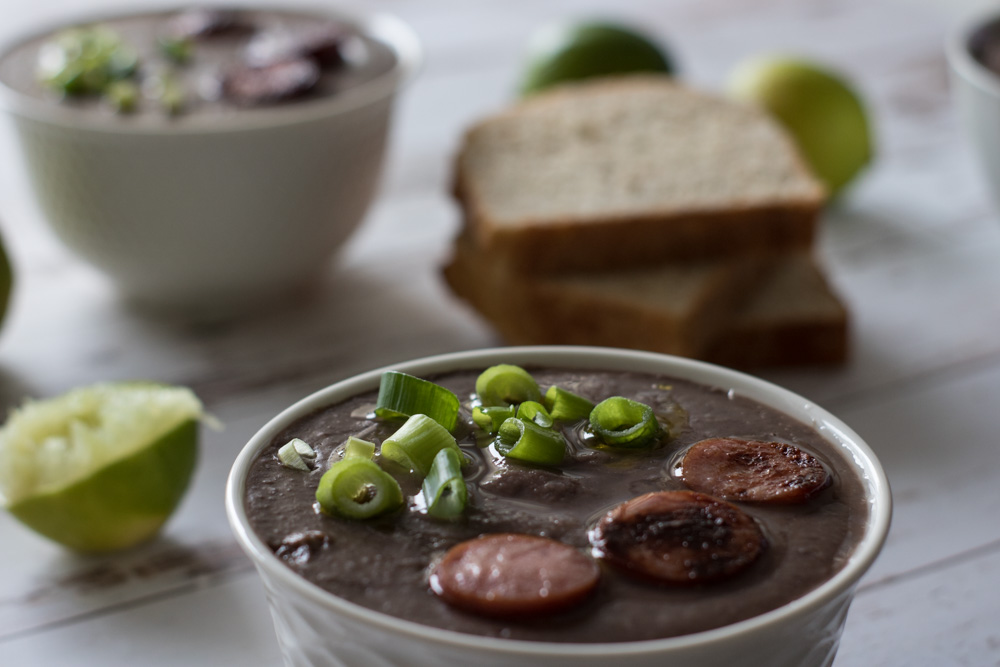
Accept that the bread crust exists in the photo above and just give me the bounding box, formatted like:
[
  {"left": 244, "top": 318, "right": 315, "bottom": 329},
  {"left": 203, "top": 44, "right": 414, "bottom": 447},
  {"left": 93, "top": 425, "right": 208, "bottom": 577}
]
[
  {"left": 442, "top": 240, "right": 847, "bottom": 367},
  {"left": 452, "top": 76, "right": 826, "bottom": 273}
]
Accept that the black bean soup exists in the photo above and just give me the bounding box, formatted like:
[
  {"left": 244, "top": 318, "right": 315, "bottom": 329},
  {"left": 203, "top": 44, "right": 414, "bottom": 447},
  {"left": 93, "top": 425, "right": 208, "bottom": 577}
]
[
  {"left": 244, "top": 368, "right": 868, "bottom": 643},
  {"left": 0, "top": 7, "right": 397, "bottom": 121}
]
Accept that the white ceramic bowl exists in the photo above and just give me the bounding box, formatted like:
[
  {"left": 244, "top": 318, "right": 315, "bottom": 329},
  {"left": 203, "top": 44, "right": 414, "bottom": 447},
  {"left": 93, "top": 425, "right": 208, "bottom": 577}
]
[
  {"left": 947, "top": 7, "right": 1000, "bottom": 210},
  {"left": 0, "top": 5, "right": 420, "bottom": 311},
  {"left": 226, "top": 346, "right": 891, "bottom": 667}
]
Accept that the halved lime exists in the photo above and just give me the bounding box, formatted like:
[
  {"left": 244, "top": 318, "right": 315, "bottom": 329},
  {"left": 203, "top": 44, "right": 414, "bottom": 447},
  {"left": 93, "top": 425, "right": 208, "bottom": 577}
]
[
  {"left": 0, "top": 383, "right": 203, "bottom": 552},
  {"left": 519, "top": 21, "right": 673, "bottom": 96}
]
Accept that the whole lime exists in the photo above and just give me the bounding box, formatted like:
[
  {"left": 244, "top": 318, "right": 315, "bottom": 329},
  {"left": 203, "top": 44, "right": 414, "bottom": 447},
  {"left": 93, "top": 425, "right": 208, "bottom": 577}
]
[
  {"left": 0, "top": 229, "right": 12, "bottom": 330},
  {"left": 520, "top": 21, "right": 673, "bottom": 96},
  {"left": 0, "top": 383, "right": 203, "bottom": 552},
  {"left": 728, "top": 56, "right": 873, "bottom": 198}
]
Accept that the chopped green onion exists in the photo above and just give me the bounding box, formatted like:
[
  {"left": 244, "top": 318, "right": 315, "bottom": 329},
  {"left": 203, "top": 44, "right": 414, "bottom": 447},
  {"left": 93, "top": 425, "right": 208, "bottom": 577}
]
[
  {"left": 315, "top": 458, "right": 403, "bottom": 520},
  {"left": 472, "top": 405, "right": 514, "bottom": 434},
  {"left": 589, "top": 397, "right": 661, "bottom": 448},
  {"left": 375, "top": 371, "right": 460, "bottom": 431},
  {"left": 475, "top": 364, "right": 542, "bottom": 407},
  {"left": 343, "top": 436, "right": 375, "bottom": 461},
  {"left": 38, "top": 26, "right": 138, "bottom": 96},
  {"left": 421, "top": 448, "right": 467, "bottom": 520},
  {"left": 496, "top": 417, "right": 565, "bottom": 466},
  {"left": 158, "top": 35, "right": 193, "bottom": 64},
  {"left": 544, "top": 385, "right": 594, "bottom": 422},
  {"left": 516, "top": 401, "right": 553, "bottom": 428},
  {"left": 381, "top": 414, "right": 459, "bottom": 476},
  {"left": 145, "top": 71, "right": 187, "bottom": 116},
  {"left": 105, "top": 80, "right": 138, "bottom": 113},
  {"left": 277, "top": 437, "right": 316, "bottom": 471}
]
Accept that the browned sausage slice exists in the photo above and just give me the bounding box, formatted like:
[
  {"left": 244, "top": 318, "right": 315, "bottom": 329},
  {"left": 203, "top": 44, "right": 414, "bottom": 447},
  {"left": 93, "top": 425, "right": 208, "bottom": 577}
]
[
  {"left": 429, "top": 533, "right": 600, "bottom": 617},
  {"left": 679, "top": 437, "right": 830, "bottom": 504},
  {"left": 590, "top": 491, "right": 765, "bottom": 585},
  {"left": 221, "top": 59, "right": 320, "bottom": 106}
]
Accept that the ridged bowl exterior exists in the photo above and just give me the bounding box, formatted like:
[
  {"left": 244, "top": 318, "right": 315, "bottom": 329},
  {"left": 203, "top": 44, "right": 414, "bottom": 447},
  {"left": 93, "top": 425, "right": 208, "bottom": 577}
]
[{"left": 226, "top": 346, "right": 892, "bottom": 667}]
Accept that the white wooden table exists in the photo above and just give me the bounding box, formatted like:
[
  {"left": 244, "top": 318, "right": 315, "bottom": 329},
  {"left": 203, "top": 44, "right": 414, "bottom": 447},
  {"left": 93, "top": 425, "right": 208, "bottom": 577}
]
[{"left": 1, "top": 0, "right": 999, "bottom": 664}]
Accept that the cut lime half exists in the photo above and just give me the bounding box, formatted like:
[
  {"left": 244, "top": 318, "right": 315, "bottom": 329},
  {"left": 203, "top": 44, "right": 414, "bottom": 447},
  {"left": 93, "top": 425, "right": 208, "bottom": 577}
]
[{"left": 0, "top": 383, "right": 203, "bottom": 552}]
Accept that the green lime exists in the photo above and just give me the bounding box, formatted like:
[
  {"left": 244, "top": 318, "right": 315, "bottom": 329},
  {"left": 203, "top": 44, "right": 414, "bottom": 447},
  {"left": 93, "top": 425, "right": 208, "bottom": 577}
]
[
  {"left": 727, "top": 56, "right": 873, "bottom": 198},
  {"left": 0, "top": 229, "right": 12, "bottom": 330},
  {"left": 520, "top": 21, "right": 673, "bottom": 96},
  {"left": 0, "top": 383, "right": 203, "bottom": 552}
]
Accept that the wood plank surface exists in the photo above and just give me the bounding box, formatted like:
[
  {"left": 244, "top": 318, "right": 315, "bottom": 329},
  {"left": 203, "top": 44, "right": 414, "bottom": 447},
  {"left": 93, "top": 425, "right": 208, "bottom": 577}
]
[{"left": 0, "top": 0, "right": 998, "bottom": 664}]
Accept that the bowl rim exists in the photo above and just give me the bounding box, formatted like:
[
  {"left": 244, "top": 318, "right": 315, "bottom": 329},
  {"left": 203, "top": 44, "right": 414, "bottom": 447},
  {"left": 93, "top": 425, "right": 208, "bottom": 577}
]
[
  {"left": 225, "top": 345, "right": 892, "bottom": 658},
  {"left": 946, "top": 5, "right": 1000, "bottom": 99},
  {"left": 0, "top": 2, "right": 422, "bottom": 135}
]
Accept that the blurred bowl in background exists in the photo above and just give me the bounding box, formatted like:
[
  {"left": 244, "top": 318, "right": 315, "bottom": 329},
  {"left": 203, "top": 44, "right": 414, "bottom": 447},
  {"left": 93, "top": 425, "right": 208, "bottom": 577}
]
[
  {"left": 0, "top": 5, "right": 420, "bottom": 313},
  {"left": 947, "top": 6, "right": 1000, "bottom": 212}
]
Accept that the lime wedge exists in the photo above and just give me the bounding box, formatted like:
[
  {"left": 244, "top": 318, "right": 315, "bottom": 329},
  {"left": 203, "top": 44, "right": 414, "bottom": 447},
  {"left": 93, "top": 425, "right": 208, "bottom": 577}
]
[{"left": 0, "top": 383, "right": 203, "bottom": 552}]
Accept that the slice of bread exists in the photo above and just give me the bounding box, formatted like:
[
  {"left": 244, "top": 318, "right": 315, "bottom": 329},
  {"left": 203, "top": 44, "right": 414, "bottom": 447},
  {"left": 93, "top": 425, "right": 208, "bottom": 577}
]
[
  {"left": 706, "top": 254, "right": 848, "bottom": 367},
  {"left": 454, "top": 76, "right": 826, "bottom": 272},
  {"left": 443, "top": 243, "right": 847, "bottom": 367},
  {"left": 443, "top": 231, "right": 769, "bottom": 358}
]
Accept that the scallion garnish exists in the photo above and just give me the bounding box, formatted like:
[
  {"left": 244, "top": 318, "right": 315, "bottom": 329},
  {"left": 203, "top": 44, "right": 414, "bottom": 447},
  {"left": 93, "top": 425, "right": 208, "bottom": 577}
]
[
  {"left": 315, "top": 457, "right": 403, "bottom": 520},
  {"left": 495, "top": 417, "right": 565, "bottom": 466},
  {"left": 472, "top": 405, "right": 514, "bottom": 434},
  {"left": 381, "top": 414, "right": 459, "bottom": 476},
  {"left": 544, "top": 385, "right": 594, "bottom": 422},
  {"left": 588, "top": 397, "right": 661, "bottom": 448},
  {"left": 475, "top": 364, "right": 542, "bottom": 407},
  {"left": 105, "top": 80, "right": 139, "bottom": 113},
  {"left": 516, "top": 401, "right": 553, "bottom": 428},
  {"left": 375, "top": 371, "right": 460, "bottom": 431},
  {"left": 158, "top": 35, "right": 193, "bottom": 64},
  {"left": 277, "top": 437, "right": 316, "bottom": 471},
  {"left": 421, "top": 447, "right": 467, "bottom": 520},
  {"left": 343, "top": 436, "right": 375, "bottom": 461}
]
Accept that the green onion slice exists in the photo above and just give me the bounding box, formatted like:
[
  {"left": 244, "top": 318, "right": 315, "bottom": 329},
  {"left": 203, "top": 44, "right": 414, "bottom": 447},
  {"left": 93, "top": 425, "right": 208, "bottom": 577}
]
[
  {"left": 544, "top": 385, "right": 594, "bottom": 422},
  {"left": 381, "top": 414, "right": 459, "bottom": 476},
  {"left": 375, "top": 371, "right": 459, "bottom": 431},
  {"left": 475, "top": 364, "right": 542, "bottom": 407},
  {"left": 516, "top": 401, "right": 553, "bottom": 428},
  {"left": 277, "top": 437, "right": 316, "bottom": 471},
  {"left": 158, "top": 35, "right": 193, "bottom": 64},
  {"left": 315, "top": 458, "right": 403, "bottom": 520},
  {"left": 421, "top": 447, "right": 467, "bottom": 520},
  {"left": 105, "top": 80, "right": 139, "bottom": 113},
  {"left": 588, "top": 397, "right": 661, "bottom": 448},
  {"left": 343, "top": 436, "right": 376, "bottom": 461},
  {"left": 39, "top": 27, "right": 138, "bottom": 96},
  {"left": 495, "top": 418, "right": 565, "bottom": 466},
  {"left": 472, "top": 405, "right": 514, "bottom": 434}
]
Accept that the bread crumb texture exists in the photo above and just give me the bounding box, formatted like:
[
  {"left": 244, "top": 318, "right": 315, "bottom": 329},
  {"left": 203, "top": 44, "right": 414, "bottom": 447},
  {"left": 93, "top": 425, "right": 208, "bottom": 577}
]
[{"left": 460, "top": 77, "right": 823, "bottom": 226}]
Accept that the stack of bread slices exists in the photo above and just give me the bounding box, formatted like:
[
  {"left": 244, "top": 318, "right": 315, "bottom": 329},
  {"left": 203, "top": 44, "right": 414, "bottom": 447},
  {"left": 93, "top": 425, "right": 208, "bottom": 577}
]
[{"left": 443, "top": 76, "right": 848, "bottom": 367}]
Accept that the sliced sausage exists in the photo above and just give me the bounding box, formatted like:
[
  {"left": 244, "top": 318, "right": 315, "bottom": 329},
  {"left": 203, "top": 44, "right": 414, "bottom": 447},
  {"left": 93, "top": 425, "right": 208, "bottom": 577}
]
[
  {"left": 291, "top": 24, "right": 350, "bottom": 69},
  {"left": 169, "top": 9, "right": 253, "bottom": 40},
  {"left": 246, "top": 24, "right": 350, "bottom": 70},
  {"left": 590, "top": 491, "right": 765, "bottom": 585},
  {"left": 679, "top": 437, "right": 831, "bottom": 504},
  {"left": 221, "top": 59, "right": 320, "bottom": 106},
  {"left": 429, "top": 533, "right": 600, "bottom": 617}
]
